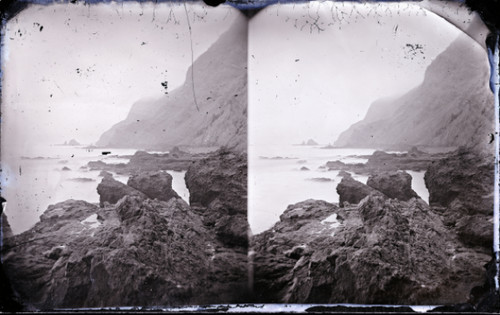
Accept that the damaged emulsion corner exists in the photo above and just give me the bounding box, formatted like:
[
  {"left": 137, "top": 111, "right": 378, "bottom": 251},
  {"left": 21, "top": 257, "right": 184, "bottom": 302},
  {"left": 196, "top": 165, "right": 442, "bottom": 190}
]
[{"left": 0, "top": 0, "right": 499, "bottom": 313}]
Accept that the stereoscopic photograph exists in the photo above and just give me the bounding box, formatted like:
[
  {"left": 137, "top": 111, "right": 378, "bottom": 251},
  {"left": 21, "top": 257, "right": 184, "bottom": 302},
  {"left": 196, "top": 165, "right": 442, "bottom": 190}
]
[
  {"left": 1, "top": 1, "right": 249, "bottom": 309},
  {"left": 0, "top": 0, "right": 498, "bottom": 312}
]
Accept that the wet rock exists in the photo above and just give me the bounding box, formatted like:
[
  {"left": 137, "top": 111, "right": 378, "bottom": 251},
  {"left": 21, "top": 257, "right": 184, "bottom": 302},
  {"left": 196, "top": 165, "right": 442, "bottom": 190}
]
[
  {"left": 127, "top": 171, "right": 179, "bottom": 202},
  {"left": 61, "top": 166, "right": 71, "bottom": 171},
  {"left": 185, "top": 149, "right": 248, "bottom": 248},
  {"left": 300, "top": 166, "right": 310, "bottom": 171},
  {"left": 96, "top": 176, "right": 146, "bottom": 207},
  {"left": 366, "top": 171, "right": 419, "bottom": 201},
  {"left": 336, "top": 176, "right": 385, "bottom": 207}
]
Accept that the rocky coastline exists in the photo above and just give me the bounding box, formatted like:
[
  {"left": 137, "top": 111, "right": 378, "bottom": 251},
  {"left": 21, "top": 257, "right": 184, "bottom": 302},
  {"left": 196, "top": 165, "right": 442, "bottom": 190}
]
[
  {"left": 250, "top": 147, "right": 497, "bottom": 310},
  {"left": 1, "top": 148, "right": 249, "bottom": 309},
  {"left": 1, "top": 147, "right": 497, "bottom": 311}
]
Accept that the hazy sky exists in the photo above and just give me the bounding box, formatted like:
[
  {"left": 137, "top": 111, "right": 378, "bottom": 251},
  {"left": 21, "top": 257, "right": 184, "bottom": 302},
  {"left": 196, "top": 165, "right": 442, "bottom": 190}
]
[
  {"left": 1, "top": 1, "right": 240, "bottom": 155},
  {"left": 248, "top": 1, "right": 487, "bottom": 146}
]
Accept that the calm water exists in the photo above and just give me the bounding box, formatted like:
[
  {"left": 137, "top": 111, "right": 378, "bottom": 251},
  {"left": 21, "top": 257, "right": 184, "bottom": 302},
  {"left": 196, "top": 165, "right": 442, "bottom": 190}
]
[
  {"left": 248, "top": 144, "right": 429, "bottom": 234},
  {"left": 1, "top": 145, "right": 190, "bottom": 235}
]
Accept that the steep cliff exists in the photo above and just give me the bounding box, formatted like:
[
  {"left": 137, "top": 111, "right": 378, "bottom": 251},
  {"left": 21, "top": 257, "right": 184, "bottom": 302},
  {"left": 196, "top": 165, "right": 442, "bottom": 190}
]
[
  {"left": 97, "top": 17, "right": 247, "bottom": 152},
  {"left": 334, "top": 29, "right": 494, "bottom": 151}
]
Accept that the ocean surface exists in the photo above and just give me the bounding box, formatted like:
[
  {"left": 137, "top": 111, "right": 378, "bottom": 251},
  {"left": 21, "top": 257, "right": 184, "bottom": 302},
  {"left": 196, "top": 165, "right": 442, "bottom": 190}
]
[
  {"left": 1, "top": 145, "right": 190, "bottom": 235},
  {"left": 248, "top": 144, "right": 429, "bottom": 235}
]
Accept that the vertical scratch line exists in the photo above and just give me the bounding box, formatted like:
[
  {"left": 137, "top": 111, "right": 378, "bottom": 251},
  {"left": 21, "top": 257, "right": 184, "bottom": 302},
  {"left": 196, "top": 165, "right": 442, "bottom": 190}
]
[{"left": 184, "top": 2, "right": 200, "bottom": 112}]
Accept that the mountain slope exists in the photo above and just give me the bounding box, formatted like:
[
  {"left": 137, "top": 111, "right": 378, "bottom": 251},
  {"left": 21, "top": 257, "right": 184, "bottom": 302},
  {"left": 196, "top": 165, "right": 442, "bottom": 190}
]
[
  {"left": 334, "top": 28, "right": 494, "bottom": 151},
  {"left": 97, "top": 17, "right": 247, "bottom": 152}
]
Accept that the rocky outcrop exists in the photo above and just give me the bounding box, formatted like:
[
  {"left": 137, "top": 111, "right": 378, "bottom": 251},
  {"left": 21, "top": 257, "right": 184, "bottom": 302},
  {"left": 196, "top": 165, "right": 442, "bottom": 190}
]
[
  {"left": 96, "top": 176, "right": 146, "bottom": 207},
  {"left": 97, "top": 16, "right": 247, "bottom": 152},
  {"left": 185, "top": 149, "right": 248, "bottom": 248},
  {"left": 366, "top": 171, "right": 418, "bottom": 201},
  {"left": 88, "top": 150, "right": 209, "bottom": 174},
  {"left": 3, "top": 198, "right": 210, "bottom": 308},
  {"left": 3, "top": 149, "right": 249, "bottom": 309},
  {"left": 424, "top": 148, "right": 494, "bottom": 250},
  {"left": 252, "top": 146, "right": 495, "bottom": 307},
  {"left": 252, "top": 196, "right": 491, "bottom": 305},
  {"left": 326, "top": 149, "right": 447, "bottom": 174},
  {"left": 127, "top": 171, "right": 179, "bottom": 202},
  {"left": 336, "top": 175, "right": 385, "bottom": 207},
  {"left": 425, "top": 148, "right": 494, "bottom": 213},
  {"left": 334, "top": 24, "right": 494, "bottom": 151}
]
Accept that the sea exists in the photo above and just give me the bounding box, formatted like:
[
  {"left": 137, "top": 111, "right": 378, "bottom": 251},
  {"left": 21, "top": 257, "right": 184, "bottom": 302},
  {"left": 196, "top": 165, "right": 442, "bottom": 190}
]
[
  {"left": 248, "top": 144, "right": 430, "bottom": 235},
  {"left": 2, "top": 144, "right": 430, "bottom": 236},
  {"left": 1, "top": 145, "right": 190, "bottom": 235}
]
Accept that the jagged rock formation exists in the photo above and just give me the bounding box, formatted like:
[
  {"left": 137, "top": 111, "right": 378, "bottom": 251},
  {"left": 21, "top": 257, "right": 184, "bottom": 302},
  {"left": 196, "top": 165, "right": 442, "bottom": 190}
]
[
  {"left": 2, "top": 151, "right": 249, "bottom": 309},
  {"left": 326, "top": 149, "right": 448, "bottom": 174},
  {"left": 185, "top": 149, "right": 248, "bottom": 248},
  {"left": 88, "top": 150, "right": 208, "bottom": 174},
  {"left": 424, "top": 148, "right": 495, "bottom": 249},
  {"left": 97, "top": 17, "right": 247, "bottom": 152},
  {"left": 334, "top": 28, "right": 494, "bottom": 151},
  {"left": 127, "top": 171, "right": 179, "bottom": 202},
  {"left": 96, "top": 175, "right": 147, "bottom": 206},
  {"left": 252, "top": 196, "right": 490, "bottom": 304},
  {"left": 336, "top": 175, "right": 385, "bottom": 206},
  {"left": 252, "top": 149, "right": 493, "bottom": 306},
  {"left": 366, "top": 171, "right": 418, "bottom": 201}
]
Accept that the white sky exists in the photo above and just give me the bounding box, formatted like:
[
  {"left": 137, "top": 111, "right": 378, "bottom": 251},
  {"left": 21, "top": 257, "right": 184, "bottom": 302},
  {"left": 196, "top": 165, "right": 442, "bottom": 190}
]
[
  {"left": 1, "top": 1, "right": 240, "bottom": 155},
  {"left": 248, "top": 1, "right": 486, "bottom": 146}
]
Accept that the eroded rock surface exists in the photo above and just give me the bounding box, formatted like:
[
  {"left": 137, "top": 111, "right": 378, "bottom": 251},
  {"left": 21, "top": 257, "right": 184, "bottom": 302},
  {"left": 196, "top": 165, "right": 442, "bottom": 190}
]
[
  {"left": 252, "top": 196, "right": 490, "bottom": 305},
  {"left": 253, "top": 149, "right": 494, "bottom": 306},
  {"left": 366, "top": 171, "right": 418, "bottom": 201},
  {"left": 96, "top": 176, "right": 146, "bottom": 206},
  {"left": 3, "top": 151, "right": 249, "bottom": 309},
  {"left": 336, "top": 175, "right": 385, "bottom": 207},
  {"left": 185, "top": 149, "right": 248, "bottom": 248},
  {"left": 127, "top": 171, "right": 179, "bottom": 202}
]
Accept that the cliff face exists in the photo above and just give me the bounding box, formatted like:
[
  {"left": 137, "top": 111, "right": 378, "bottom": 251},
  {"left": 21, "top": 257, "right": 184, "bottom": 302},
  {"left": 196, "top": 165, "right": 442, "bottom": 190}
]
[
  {"left": 334, "top": 30, "right": 494, "bottom": 151},
  {"left": 97, "top": 17, "right": 247, "bottom": 152}
]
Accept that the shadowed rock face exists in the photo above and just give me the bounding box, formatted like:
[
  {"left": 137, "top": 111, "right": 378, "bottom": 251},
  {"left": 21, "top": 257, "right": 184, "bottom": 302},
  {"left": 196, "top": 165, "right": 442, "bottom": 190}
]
[
  {"left": 336, "top": 175, "right": 385, "bottom": 207},
  {"left": 96, "top": 176, "right": 146, "bottom": 207},
  {"left": 185, "top": 149, "right": 248, "bottom": 248},
  {"left": 127, "top": 171, "right": 179, "bottom": 202},
  {"left": 366, "top": 171, "right": 418, "bottom": 201},
  {"left": 425, "top": 148, "right": 494, "bottom": 214},
  {"left": 424, "top": 148, "right": 495, "bottom": 251}
]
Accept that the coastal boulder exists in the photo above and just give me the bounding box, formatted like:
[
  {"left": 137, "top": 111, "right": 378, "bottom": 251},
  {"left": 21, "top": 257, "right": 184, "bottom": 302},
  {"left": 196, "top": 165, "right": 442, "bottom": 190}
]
[
  {"left": 366, "top": 171, "right": 419, "bottom": 201},
  {"left": 336, "top": 176, "right": 385, "bottom": 207},
  {"left": 127, "top": 171, "right": 179, "bottom": 202},
  {"left": 96, "top": 176, "right": 146, "bottom": 207}
]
